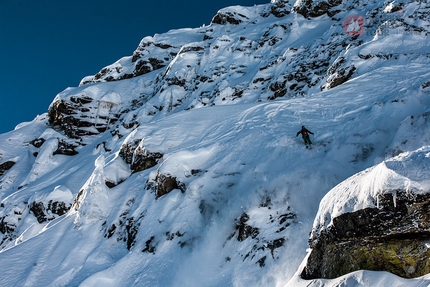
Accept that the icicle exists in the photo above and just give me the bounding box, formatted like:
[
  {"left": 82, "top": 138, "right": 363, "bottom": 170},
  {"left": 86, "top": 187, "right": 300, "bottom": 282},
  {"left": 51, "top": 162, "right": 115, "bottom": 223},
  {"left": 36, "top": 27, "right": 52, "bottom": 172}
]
[{"left": 393, "top": 190, "right": 397, "bottom": 208}]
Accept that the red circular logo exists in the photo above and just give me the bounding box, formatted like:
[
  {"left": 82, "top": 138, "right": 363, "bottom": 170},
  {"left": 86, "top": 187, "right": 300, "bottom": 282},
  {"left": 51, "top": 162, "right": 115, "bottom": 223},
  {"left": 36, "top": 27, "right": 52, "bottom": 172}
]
[{"left": 342, "top": 15, "right": 365, "bottom": 36}]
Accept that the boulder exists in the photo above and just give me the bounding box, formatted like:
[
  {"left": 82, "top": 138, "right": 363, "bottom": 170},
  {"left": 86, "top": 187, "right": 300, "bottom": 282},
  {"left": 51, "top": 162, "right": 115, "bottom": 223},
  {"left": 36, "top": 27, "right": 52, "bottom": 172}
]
[
  {"left": 0, "top": 161, "right": 15, "bottom": 176},
  {"left": 302, "top": 190, "right": 430, "bottom": 279},
  {"left": 118, "top": 139, "right": 163, "bottom": 173},
  {"left": 154, "top": 172, "right": 185, "bottom": 199}
]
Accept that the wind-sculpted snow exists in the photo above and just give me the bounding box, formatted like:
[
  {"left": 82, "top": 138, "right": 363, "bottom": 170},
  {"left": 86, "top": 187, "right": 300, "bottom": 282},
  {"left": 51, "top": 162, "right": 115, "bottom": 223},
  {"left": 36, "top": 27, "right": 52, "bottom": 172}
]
[{"left": 0, "top": 0, "right": 430, "bottom": 286}]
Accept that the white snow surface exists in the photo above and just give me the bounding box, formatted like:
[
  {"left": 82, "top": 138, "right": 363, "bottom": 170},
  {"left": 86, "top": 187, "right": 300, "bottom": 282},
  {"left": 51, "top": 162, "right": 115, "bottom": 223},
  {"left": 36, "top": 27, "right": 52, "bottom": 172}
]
[{"left": 0, "top": 0, "right": 430, "bottom": 286}]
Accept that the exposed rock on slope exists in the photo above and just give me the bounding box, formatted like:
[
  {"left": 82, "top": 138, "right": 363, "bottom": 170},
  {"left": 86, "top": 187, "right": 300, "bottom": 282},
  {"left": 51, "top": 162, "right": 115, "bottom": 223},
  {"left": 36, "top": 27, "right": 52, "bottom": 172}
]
[
  {"left": 293, "top": 0, "right": 342, "bottom": 18},
  {"left": 0, "top": 161, "right": 15, "bottom": 176},
  {"left": 29, "top": 200, "right": 71, "bottom": 223},
  {"left": 118, "top": 139, "right": 163, "bottom": 173},
  {"left": 302, "top": 191, "right": 430, "bottom": 279},
  {"left": 302, "top": 148, "right": 430, "bottom": 279}
]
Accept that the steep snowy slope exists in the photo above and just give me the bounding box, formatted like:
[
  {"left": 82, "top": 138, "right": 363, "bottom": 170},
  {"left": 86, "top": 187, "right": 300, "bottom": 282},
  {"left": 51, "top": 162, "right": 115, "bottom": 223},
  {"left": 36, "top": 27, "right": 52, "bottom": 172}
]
[{"left": 0, "top": 0, "right": 429, "bottom": 286}]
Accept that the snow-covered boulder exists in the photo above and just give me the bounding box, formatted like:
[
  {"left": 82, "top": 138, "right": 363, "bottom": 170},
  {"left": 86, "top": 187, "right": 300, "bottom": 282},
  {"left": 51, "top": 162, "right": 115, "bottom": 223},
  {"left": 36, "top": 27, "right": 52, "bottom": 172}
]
[{"left": 301, "top": 147, "right": 430, "bottom": 279}]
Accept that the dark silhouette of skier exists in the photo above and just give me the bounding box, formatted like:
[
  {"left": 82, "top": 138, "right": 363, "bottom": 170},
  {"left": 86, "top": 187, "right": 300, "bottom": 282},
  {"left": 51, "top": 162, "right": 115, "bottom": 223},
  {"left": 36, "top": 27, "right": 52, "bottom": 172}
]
[{"left": 296, "top": 126, "right": 314, "bottom": 147}]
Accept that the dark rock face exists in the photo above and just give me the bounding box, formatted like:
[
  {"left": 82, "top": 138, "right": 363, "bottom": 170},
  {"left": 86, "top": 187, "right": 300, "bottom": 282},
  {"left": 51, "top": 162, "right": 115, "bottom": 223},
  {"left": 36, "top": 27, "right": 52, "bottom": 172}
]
[
  {"left": 301, "top": 190, "right": 430, "bottom": 279},
  {"left": 154, "top": 172, "right": 186, "bottom": 199},
  {"left": 0, "top": 203, "right": 26, "bottom": 245},
  {"left": 0, "top": 161, "right": 16, "bottom": 176},
  {"left": 48, "top": 99, "right": 97, "bottom": 138},
  {"left": 142, "top": 236, "right": 157, "bottom": 253},
  {"left": 53, "top": 140, "right": 78, "bottom": 156},
  {"left": 325, "top": 65, "right": 356, "bottom": 90},
  {"left": 269, "top": 81, "right": 288, "bottom": 100},
  {"left": 224, "top": 205, "right": 297, "bottom": 268},
  {"left": 236, "top": 213, "right": 260, "bottom": 242},
  {"left": 118, "top": 139, "right": 163, "bottom": 173},
  {"left": 103, "top": 198, "right": 143, "bottom": 250},
  {"left": 93, "top": 57, "right": 167, "bottom": 82},
  {"left": 29, "top": 200, "right": 72, "bottom": 223},
  {"left": 324, "top": 57, "right": 357, "bottom": 90},
  {"left": 294, "top": 0, "right": 342, "bottom": 18},
  {"left": 30, "top": 138, "right": 46, "bottom": 148},
  {"left": 134, "top": 58, "right": 165, "bottom": 77},
  {"left": 269, "top": 1, "right": 292, "bottom": 18},
  {"left": 48, "top": 94, "right": 121, "bottom": 139},
  {"left": 88, "top": 39, "right": 177, "bottom": 84},
  {"left": 422, "top": 81, "right": 430, "bottom": 93},
  {"left": 106, "top": 217, "right": 140, "bottom": 250},
  {"left": 212, "top": 10, "right": 248, "bottom": 25}
]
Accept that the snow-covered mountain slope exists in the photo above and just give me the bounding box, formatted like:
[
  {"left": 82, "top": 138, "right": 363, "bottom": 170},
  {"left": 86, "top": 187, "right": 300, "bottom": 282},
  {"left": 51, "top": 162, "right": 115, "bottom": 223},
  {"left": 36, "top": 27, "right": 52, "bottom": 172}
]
[{"left": 0, "top": 0, "right": 429, "bottom": 286}]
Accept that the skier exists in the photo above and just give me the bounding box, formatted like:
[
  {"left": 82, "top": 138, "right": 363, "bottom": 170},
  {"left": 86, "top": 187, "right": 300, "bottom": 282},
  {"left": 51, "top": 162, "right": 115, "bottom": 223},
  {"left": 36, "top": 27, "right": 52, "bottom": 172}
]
[{"left": 296, "top": 126, "right": 314, "bottom": 147}]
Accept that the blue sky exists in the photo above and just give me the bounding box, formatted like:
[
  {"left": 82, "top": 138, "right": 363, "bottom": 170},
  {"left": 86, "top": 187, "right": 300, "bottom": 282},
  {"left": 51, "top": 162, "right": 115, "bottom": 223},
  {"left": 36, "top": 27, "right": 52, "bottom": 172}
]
[{"left": 0, "top": 0, "right": 268, "bottom": 134}]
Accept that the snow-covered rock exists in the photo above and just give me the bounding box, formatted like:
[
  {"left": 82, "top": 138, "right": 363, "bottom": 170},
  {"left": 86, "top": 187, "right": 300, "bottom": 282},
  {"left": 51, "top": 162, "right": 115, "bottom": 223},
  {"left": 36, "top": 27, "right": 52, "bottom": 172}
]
[{"left": 301, "top": 147, "right": 430, "bottom": 279}]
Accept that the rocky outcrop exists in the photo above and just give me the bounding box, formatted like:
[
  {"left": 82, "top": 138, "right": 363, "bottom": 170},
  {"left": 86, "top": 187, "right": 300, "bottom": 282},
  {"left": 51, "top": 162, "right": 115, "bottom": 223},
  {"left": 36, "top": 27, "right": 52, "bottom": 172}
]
[
  {"left": 422, "top": 81, "right": 430, "bottom": 93},
  {"left": 102, "top": 198, "right": 143, "bottom": 250},
  {"left": 29, "top": 200, "right": 72, "bottom": 223},
  {"left": 118, "top": 139, "right": 163, "bottom": 173},
  {"left": 235, "top": 213, "right": 260, "bottom": 241},
  {"left": 293, "top": 0, "right": 342, "bottom": 18},
  {"left": 53, "top": 139, "right": 78, "bottom": 156},
  {"left": 0, "top": 198, "right": 72, "bottom": 246},
  {"left": 324, "top": 56, "right": 357, "bottom": 90},
  {"left": 49, "top": 99, "right": 87, "bottom": 136},
  {"left": 48, "top": 99, "right": 97, "bottom": 138},
  {"left": 224, "top": 202, "right": 297, "bottom": 268},
  {"left": 268, "top": 0, "right": 292, "bottom": 18},
  {"left": 154, "top": 172, "right": 186, "bottom": 199},
  {"left": 30, "top": 138, "right": 45, "bottom": 148},
  {"left": 90, "top": 41, "right": 175, "bottom": 83},
  {"left": 48, "top": 93, "right": 122, "bottom": 139},
  {"left": 0, "top": 161, "right": 15, "bottom": 177},
  {"left": 301, "top": 190, "right": 430, "bottom": 279},
  {"left": 212, "top": 10, "right": 248, "bottom": 25}
]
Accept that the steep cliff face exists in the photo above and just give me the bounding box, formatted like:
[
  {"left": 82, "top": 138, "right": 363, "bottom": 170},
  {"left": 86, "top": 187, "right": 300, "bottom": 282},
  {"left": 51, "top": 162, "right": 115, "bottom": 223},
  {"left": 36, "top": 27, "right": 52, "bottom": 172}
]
[
  {"left": 302, "top": 191, "right": 430, "bottom": 279},
  {"left": 301, "top": 147, "right": 430, "bottom": 280}
]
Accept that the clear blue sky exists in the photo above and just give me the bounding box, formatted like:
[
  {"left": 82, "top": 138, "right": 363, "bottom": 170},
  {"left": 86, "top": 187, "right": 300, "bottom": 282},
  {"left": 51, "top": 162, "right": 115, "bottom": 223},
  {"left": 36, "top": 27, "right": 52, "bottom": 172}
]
[{"left": 0, "top": 0, "right": 268, "bottom": 134}]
